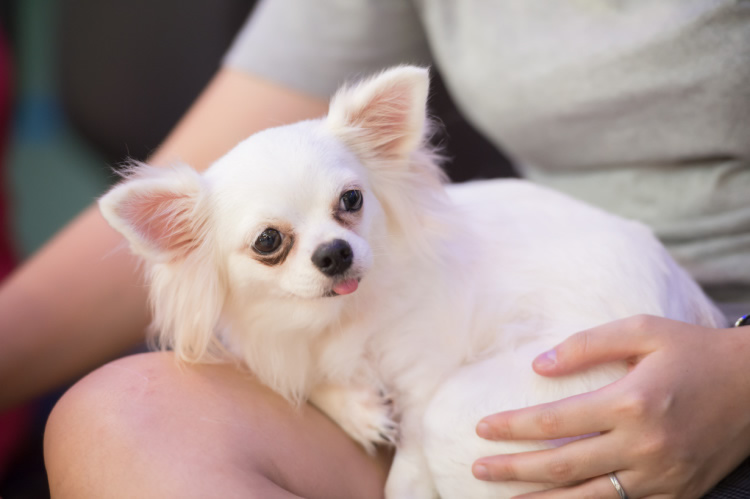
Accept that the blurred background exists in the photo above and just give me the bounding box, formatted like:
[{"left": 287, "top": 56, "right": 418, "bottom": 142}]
[
  {"left": 0, "top": 0, "right": 510, "bottom": 496},
  {"left": 1, "top": 1, "right": 257, "bottom": 495}
]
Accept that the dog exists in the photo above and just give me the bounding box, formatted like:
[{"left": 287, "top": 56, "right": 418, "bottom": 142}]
[{"left": 99, "top": 66, "right": 725, "bottom": 498}]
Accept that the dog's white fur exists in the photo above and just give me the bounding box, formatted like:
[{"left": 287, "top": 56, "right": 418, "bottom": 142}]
[{"left": 100, "top": 66, "right": 726, "bottom": 498}]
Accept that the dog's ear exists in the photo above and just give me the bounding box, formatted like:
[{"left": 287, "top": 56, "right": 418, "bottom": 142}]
[
  {"left": 326, "top": 65, "right": 429, "bottom": 160},
  {"left": 100, "top": 163, "right": 225, "bottom": 362},
  {"left": 327, "top": 67, "right": 451, "bottom": 257},
  {"left": 99, "top": 163, "right": 210, "bottom": 262}
]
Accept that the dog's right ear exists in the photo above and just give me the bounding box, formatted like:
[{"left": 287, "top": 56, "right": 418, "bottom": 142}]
[
  {"left": 100, "top": 163, "right": 224, "bottom": 362},
  {"left": 99, "top": 163, "right": 210, "bottom": 262}
]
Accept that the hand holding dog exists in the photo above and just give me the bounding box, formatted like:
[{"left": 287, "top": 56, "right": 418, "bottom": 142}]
[{"left": 474, "top": 315, "right": 750, "bottom": 498}]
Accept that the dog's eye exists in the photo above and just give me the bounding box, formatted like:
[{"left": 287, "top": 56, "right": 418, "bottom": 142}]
[
  {"left": 340, "top": 190, "right": 363, "bottom": 212},
  {"left": 253, "top": 229, "right": 282, "bottom": 254}
]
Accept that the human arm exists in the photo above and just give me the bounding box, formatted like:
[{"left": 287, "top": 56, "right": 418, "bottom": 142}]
[
  {"left": 0, "top": 68, "right": 327, "bottom": 410},
  {"left": 472, "top": 315, "right": 750, "bottom": 498}
]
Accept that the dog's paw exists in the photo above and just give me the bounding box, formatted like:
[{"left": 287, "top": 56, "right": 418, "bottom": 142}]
[
  {"left": 346, "top": 387, "right": 399, "bottom": 451},
  {"left": 310, "top": 384, "right": 399, "bottom": 453}
]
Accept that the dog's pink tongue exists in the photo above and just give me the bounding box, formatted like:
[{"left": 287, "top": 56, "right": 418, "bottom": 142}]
[{"left": 333, "top": 279, "right": 359, "bottom": 296}]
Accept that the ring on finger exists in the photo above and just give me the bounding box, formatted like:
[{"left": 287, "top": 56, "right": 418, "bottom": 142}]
[{"left": 608, "top": 472, "right": 629, "bottom": 499}]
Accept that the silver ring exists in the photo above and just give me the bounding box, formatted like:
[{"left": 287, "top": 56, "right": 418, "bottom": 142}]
[{"left": 608, "top": 472, "right": 629, "bottom": 499}]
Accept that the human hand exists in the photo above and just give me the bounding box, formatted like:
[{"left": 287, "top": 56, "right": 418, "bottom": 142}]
[{"left": 472, "top": 315, "right": 750, "bottom": 498}]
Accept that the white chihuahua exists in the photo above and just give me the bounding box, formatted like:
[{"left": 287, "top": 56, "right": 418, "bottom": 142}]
[{"left": 100, "top": 66, "right": 725, "bottom": 498}]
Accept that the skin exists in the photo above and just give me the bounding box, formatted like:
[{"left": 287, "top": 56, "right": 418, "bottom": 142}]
[
  {"left": 473, "top": 315, "right": 750, "bottom": 499},
  {"left": 44, "top": 352, "right": 390, "bottom": 498}
]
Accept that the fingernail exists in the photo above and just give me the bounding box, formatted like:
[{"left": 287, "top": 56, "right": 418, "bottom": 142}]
[
  {"left": 534, "top": 349, "right": 557, "bottom": 369},
  {"left": 473, "top": 463, "right": 490, "bottom": 480},
  {"left": 476, "top": 421, "right": 492, "bottom": 438}
]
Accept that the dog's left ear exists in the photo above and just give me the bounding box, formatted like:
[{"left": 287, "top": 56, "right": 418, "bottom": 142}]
[{"left": 326, "top": 65, "right": 429, "bottom": 160}]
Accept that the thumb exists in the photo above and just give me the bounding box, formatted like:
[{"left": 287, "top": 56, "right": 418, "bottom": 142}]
[{"left": 533, "top": 315, "right": 658, "bottom": 376}]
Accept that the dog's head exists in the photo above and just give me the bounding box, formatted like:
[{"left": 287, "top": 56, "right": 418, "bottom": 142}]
[{"left": 99, "top": 66, "right": 447, "bottom": 360}]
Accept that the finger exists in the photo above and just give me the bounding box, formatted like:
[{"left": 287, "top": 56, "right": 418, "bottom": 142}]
[
  {"left": 511, "top": 471, "right": 638, "bottom": 499},
  {"left": 477, "top": 390, "right": 618, "bottom": 441},
  {"left": 473, "top": 433, "right": 620, "bottom": 484},
  {"left": 533, "top": 315, "right": 664, "bottom": 376}
]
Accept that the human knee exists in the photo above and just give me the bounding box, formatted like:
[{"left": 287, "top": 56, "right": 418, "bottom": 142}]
[
  {"left": 45, "top": 353, "right": 179, "bottom": 495},
  {"left": 47, "top": 353, "right": 174, "bottom": 444}
]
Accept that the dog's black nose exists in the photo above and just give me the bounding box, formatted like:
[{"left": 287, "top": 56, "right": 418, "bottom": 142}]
[{"left": 312, "top": 239, "right": 353, "bottom": 276}]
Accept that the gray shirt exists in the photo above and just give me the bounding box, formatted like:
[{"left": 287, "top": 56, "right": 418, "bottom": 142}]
[{"left": 225, "top": 0, "right": 750, "bottom": 306}]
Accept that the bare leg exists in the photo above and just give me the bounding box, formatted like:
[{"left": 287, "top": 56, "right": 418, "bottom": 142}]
[{"left": 44, "top": 352, "right": 391, "bottom": 498}]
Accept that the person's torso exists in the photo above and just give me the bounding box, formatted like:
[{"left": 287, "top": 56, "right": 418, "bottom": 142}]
[{"left": 416, "top": 0, "right": 750, "bottom": 302}]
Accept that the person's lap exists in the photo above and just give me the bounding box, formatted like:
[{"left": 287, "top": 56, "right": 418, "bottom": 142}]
[
  {"left": 45, "top": 349, "right": 750, "bottom": 498},
  {"left": 44, "top": 351, "right": 390, "bottom": 498}
]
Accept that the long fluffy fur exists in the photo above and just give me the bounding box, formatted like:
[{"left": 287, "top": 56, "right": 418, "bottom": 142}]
[
  {"left": 100, "top": 162, "right": 228, "bottom": 362},
  {"left": 100, "top": 66, "right": 726, "bottom": 498}
]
